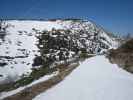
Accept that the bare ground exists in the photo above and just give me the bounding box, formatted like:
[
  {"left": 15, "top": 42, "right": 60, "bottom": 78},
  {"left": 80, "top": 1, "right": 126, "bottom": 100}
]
[{"left": 3, "top": 63, "right": 79, "bottom": 100}]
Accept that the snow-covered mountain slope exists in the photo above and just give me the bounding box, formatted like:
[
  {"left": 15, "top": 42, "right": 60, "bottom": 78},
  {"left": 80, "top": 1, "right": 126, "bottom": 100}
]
[
  {"left": 58, "top": 20, "right": 118, "bottom": 51},
  {"left": 0, "top": 20, "right": 63, "bottom": 83},
  {"left": 33, "top": 56, "right": 133, "bottom": 100},
  {"left": 0, "top": 19, "right": 118, "bottom": 84}
]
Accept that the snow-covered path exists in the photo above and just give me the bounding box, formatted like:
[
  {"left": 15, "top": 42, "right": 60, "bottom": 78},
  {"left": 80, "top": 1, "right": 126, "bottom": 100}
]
[{"left": 33, "top": 56, "right": 133, "bottom": 100}]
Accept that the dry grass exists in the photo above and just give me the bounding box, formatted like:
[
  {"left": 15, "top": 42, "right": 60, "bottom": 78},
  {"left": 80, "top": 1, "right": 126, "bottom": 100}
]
[
  {"left": 3, "top": 63, "right": 79, "bottom": 100},
  {"left": 107, "top": 38, "right": 133, "bottom": 73}
]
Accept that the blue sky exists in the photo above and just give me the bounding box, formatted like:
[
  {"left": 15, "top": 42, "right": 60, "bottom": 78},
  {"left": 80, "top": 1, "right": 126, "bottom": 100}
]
[{"left": 0, "top": 0, "right": 133, "bottom": 35}]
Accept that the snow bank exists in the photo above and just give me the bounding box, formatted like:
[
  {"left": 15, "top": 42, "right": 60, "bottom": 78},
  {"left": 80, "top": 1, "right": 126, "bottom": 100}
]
[{"left": 33, "top": 56, "right": 133, "bottom": 100}]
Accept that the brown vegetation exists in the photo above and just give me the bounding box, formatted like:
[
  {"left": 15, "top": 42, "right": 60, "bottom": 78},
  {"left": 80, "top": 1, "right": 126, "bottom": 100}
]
[
  {"left": 3, "top": 63, "right": 79, "bottom": 100},
  {"left": 107, "top": 38, "right": 133, "bottom": 73}
]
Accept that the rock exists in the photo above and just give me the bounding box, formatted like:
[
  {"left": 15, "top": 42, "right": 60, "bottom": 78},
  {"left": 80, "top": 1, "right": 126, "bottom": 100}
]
[
  {"left": 0, "top": 62, "right": 7, "bottom": 67},
  {"left": 32, "top": 56, "right": 43, "bottom": 66}
]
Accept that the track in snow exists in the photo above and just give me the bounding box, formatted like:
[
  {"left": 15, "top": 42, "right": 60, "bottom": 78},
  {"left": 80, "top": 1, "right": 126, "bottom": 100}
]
[{"left": 33, "top": 56, "right": 133, "bottom": 100}]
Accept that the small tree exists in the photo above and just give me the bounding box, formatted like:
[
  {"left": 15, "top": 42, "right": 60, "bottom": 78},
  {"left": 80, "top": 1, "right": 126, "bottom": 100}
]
[
  {"left": 0, "top": 20, "right": 2, "bottom": 31},
  {"left": 0, "top": 20, "right": 8, "bottom": 33}
]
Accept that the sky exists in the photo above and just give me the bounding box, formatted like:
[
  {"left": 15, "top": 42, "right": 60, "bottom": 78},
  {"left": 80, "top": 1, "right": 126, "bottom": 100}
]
[{"left": 0, "top": 0, "right": 133, "bottom": 35}]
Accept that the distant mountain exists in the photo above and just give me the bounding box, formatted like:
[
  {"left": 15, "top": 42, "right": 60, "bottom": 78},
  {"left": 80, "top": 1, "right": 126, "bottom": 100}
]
[{"left": 0, "top": 19, "right": 119, "bottom": 84}]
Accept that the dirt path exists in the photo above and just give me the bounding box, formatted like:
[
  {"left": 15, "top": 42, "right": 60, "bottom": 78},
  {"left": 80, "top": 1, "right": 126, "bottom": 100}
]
[{"left": 3, "top": 63, "right": 79, "bottom": 100}]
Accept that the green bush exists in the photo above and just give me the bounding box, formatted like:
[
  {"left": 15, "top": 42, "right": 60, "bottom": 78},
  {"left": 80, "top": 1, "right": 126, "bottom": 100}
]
[{"left": 79, "top": 53, "right": 88, "bottom": 58}]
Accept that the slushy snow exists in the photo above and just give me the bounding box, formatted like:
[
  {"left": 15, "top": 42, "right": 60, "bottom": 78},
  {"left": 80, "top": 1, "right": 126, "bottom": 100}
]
[{"left": 33, "top": 56, "right": 133, "bottom": 100}]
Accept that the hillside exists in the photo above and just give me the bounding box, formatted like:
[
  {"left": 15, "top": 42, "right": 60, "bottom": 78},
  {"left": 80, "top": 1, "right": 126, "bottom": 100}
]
[
  {"left": 0, "top": 19, "right": 118, "bottom": 87},
  {"left": 108, "top": 38, "right": 133, "bottom": 73}
]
